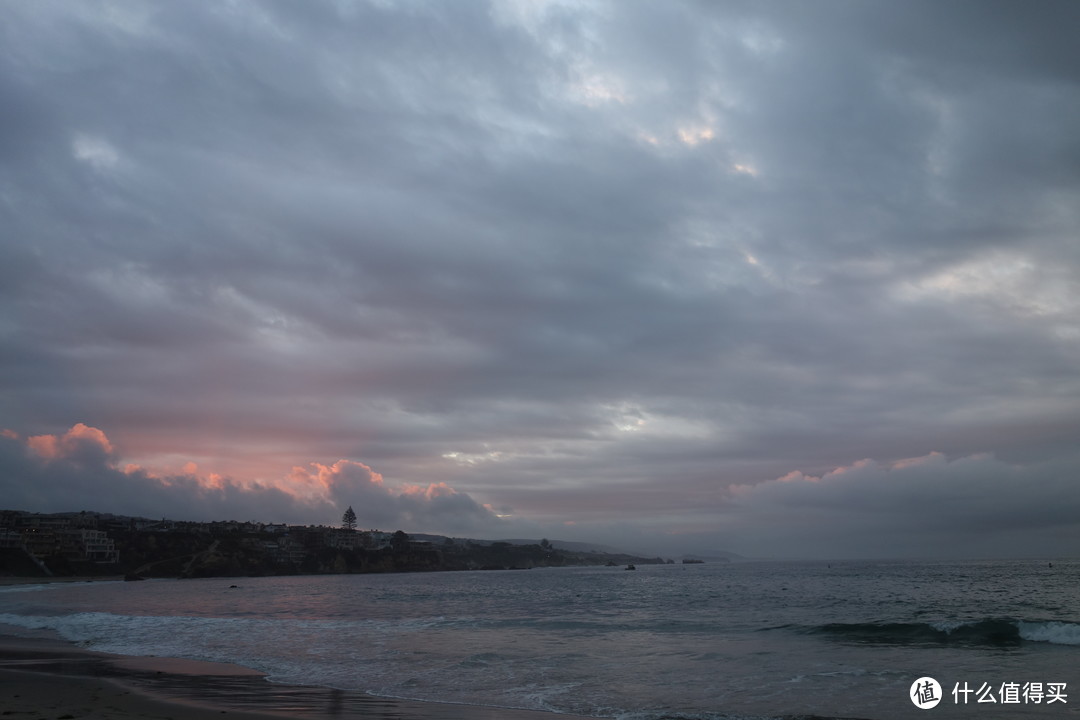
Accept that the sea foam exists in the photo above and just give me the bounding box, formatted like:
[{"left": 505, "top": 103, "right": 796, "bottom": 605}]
[{"left": 1017, "top": 620, "right": 1080, "bottom": 645}]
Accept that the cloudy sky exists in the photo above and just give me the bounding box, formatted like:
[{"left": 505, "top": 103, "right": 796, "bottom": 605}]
[{"left": 2, "top": 1, "right": 1079, "bottom": 559}]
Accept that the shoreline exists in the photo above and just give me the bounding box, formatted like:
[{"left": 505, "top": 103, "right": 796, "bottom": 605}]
[
  {"left": 0, "top": 632, "right": 599, "bottom": 720},
  {"left": 0, "top": 574, "right": 126, "bottom": 586}
]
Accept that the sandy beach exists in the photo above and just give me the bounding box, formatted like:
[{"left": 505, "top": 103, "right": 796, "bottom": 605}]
[
  {"left": 0, "top": 574, "right": 597, "bottom": 720},
  {"left": 0, "top": 632, "right": 592, "bottom": 720}
]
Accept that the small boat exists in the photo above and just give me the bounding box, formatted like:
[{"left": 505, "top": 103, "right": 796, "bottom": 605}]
[{"left": 625, "top": 564, "right": 636, "bottom": 571}]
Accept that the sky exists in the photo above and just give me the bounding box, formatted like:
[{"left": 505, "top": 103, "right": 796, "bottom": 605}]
[{"left": 2, "top": 0, "right": 1079, "bottom": 559}]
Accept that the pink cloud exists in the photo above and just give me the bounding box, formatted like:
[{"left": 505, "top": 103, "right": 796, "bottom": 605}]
[
  {"left": 890, "top": 451, "right": 945, "bottom": 470},
  {"left": 26, "top": 434, "right": 59, "bottom": 459},
  {"left": 4, "top": 423, "right": 509, "bottom": 536},
  {"left": 289, "top": 460, "right": 387, "bottom": 505},
  {"left": 822, "top": 458, "right": 876, "bottom": 477},
  {"left": 287, "top": 459, "right": 500, "bottom": 533},
  {"left": 27, "top": 422, "right": 114, "bottom": 461},
  {"left": 3, "top": 424, "right": 316, "bottom": 522},
  {"left": 402, "top": 481, "right": 458, "bottom": 500}
]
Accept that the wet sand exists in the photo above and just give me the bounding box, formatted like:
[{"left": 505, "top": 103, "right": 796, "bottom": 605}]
[{"left": 0, "top": 634, "right": 594, "bottom": 720}]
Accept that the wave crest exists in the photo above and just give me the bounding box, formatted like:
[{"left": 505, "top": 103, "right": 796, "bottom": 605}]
[{"left": 810, "top": 619, "right": 1080, "bottom": 647}]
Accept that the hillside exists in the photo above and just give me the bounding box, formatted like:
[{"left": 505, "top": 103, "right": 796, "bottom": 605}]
[{"left": 0, "top": 510, "right": 669, "bottom": 579}]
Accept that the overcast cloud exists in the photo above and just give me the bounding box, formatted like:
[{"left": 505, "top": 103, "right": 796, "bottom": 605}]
[{"left": 2, "top": 0, "right": 1079, "bottom": 558}]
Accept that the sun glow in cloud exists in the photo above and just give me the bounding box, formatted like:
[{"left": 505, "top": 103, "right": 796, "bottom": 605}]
[
  {"left": 442, "top": 450, "right": 504, "bottom": 465},
  {"left": 677, "top": 126, "right": 715, "bottom": 146},
  {"left": 570, "top": 72, "right": 630, "bottom": 107},
  {"left": 484, "top": 503, "right": 514, "bottom": 519},
  {"left": 604, "top": 403, "right": 713, "bottom": 439},
  {"left": 896, "top": 251, "right": 1080, "bottom": 343},
  {"left": 897, "top": 251, "right": 1076, "bottom": 317}
]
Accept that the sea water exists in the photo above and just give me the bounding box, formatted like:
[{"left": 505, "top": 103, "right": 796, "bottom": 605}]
[{"left": 2, "top": 559, "right": 1078, "bottom": 719}]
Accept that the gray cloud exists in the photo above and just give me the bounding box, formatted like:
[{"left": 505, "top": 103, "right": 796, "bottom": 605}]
[
  {"left": 0, "top": 425, "right": 507, "bottom": 536},
  {"left": 0, "top": 427, "right": 308, "bottom": 524},
  {"left": 712, "top": 451, "right": 1080, "bottom": 559},
  {"left": 2, "top": 1, "right": 1079, "bottom": 557}
]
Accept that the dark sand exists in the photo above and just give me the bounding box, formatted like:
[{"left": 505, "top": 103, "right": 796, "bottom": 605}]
[{"left": 0, "top": 632, "right": 594, "bottom": 720}]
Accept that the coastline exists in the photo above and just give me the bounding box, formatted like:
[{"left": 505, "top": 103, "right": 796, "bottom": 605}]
[
  {"left": 0, "top": 575, "right": 125, "bottom": 586},
  {"left": 0, "top": 619, "right": 598, "bottom": 720}
]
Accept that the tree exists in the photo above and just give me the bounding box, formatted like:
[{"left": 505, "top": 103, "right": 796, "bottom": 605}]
[
  {"left": 540, "top": 538, "right": 552, "bottom": 550},
  {"left": 390, "top": 530, "right": 409, "bottom": 552},
  {"left": 341, "top": 506, "right": 357, "bottom": 531}
]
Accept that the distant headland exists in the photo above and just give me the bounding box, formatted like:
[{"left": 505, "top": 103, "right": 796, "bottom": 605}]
[{"left": 0, "top": 508, "right": 674, "bottom": 579}]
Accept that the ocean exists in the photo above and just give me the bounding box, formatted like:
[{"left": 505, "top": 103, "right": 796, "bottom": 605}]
[{"left": 2, "top": 559, "right": 1078, "bottom": 719}]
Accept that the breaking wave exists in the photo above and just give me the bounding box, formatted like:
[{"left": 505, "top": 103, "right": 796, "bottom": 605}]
[{"left": 808, "top": 618, "right": 1080, "bottom": 647}]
